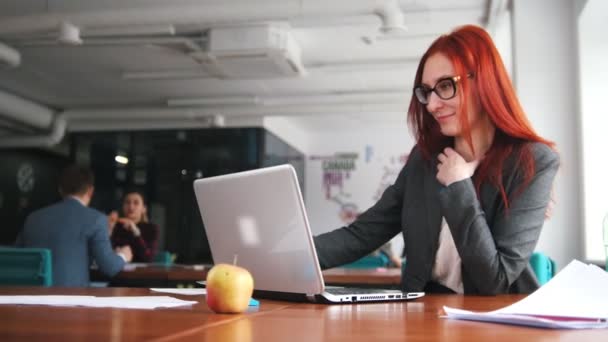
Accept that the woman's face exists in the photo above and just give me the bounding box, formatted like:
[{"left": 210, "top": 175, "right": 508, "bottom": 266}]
[
  {"left": 122, "top": 193, "right": 145, "bottom": 222},
  {"left": 421, "top": 53, "right": 481, "bottom": 137}
]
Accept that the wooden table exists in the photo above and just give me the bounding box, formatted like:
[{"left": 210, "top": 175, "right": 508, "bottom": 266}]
[
  {"left": 95, "top": 264, "right": 401, "bottom": 288},
  {"left": 91, "top": 264, "right": 209, "bottom": 287},
  {"left": 1, "top": 287, "right": 605, "bottom": 341}
]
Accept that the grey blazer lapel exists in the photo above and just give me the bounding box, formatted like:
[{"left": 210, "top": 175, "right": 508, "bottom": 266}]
[
  {"left": 424, "top": 158, "right": 443, "bottom": 260},
  {"left": 402, "top": 158, "right": 443, "bottom": 291}
]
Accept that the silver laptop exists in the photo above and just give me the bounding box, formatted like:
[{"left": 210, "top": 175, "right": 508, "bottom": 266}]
[{"left": 193, "top": 164, "right": 424, "bottom": 303}]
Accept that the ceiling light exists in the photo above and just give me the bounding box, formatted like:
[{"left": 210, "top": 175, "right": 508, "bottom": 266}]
[{"left": 115, "top": 155, "right": 129, "bottom": 165}]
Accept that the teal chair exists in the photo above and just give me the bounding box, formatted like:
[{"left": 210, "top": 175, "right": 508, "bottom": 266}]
[
  {"left": 396, "top": 252, "right": 554, "bottom": 286},
  {"left": 530, "top": 252, "right": 555, "bottom": 286},
  {"left": 153, "top": 250, "right": 173, "bottom": 266},
  {"left": 343, "top": 254, "right": 390, "bottom": 268},
  {"left": 0, "top": 247, "right": 52, "bottom": 286}
]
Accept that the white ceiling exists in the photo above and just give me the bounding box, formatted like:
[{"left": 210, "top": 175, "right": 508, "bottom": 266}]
[{"left": 0, "top": 0, "right": 491, "bottom": 136}]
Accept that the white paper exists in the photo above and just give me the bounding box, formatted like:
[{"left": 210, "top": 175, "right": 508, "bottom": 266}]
[
  {"left": 150, "top": 288, "right": 206, "bottom": 295},
  {"left": 443, "top": 307, "right": 608, "bottom": 329},
  {"left": 0, "top": 295, "right": 197, "bottom": 309},
  {"left": 444, "top": 260, "right": 608, "bottom": 329}
]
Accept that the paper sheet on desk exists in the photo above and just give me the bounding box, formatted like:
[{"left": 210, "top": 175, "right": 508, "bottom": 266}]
[
  {"left": 151, "top": 288, "right": 206, "bottom": 295},
  {"left": 0, "top": 295, "right": 197, "bottom": 309},
  {"left": 443, "top": 260, "right": 608, "bottom": 329},
  {"left": 150, "top": 288, "right": 260, "bottom": 306}
]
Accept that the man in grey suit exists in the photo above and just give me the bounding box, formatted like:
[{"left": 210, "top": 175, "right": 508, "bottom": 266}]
[{"left": 15, "top": 165, "right": 132, "bottom": 286}]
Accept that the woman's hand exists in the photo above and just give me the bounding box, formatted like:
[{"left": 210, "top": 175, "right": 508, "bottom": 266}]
[
  {"left": 117, "top": 217, "right": 142, "bottom": 237},
  {"left": 436, "top": 147, "right": 480, "bottom": 186}
]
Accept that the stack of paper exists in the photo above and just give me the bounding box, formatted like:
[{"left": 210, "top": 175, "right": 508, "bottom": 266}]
[{"left": 444, "top": 260, "right": 608, "bottom": 329}]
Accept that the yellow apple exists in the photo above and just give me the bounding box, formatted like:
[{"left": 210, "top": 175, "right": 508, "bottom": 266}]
[{"left": 206, "top": 263, "right": 254, "bottom": 314}]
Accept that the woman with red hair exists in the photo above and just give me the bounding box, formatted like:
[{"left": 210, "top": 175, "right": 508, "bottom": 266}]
[{"left": 314, "top": 25, "right": 559, "bottom": 295}]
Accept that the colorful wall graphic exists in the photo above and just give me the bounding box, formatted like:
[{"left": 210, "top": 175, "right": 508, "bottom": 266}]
[{"left": 309, "top": 147, "right": 409, "bottom": 225}]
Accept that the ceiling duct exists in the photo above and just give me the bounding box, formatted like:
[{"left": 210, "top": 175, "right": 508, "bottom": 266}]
[
  {"left": 0, "top": 41, "right": 20, "bottom": 68},
  {"left": 0, "top": 90, "right": 66, "bottom": 147},
  {"left": 190, "top": 22, "right": 305, "bottom": 79}
]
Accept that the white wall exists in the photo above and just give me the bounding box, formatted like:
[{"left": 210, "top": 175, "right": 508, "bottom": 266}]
[
  {"left": 579, "top": 0, "right": 608, "bottom": 262},
  {"left": 492, "top": 7, "right": 513, "bottom": 77},
  {"left": 264, "top": 116, "right": 311, "bottom": 155},
  {"left": 304, "top": 123, "right": 415, "bottom": 256},
  {"left": 511, "top": 0, "right": 584, "bottom": 269}
]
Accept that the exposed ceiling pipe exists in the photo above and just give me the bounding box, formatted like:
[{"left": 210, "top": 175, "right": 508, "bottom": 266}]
[
  {"left": 57, "top": 21, "right": 83, "bottom": 45},
  {"left": 484, "top": 0, "right": 509, "bottom": 35},
  {"left": 64, "top": 104, "right": 407, "bottom": 132},
  {"left": 63, "top": 103, "right": 406, "bottom": 121},
  {"left": 0, "top": 89, "right": 67, "bottom": 147},
  {"left": 68, "top": 116, "right": 224, "bottom": 132},
  {"left": 0, "top": 114, "right": 67, "bottom": 148},
  {"left": 0, "top": 0, "right": 405, "bottom": 37},
  {"left": 166, "top": 92, "right": 406, "bottom": 107},
  {"left": 0, "top": 41, "right": 20, "bottom": 68},
  {"left": 0, "top": 90, "right": 55, "bottom": 129},
  {"left": 374, "top": 0, "right": 407, "bottom": 33},
  {"left": 122, "top": 58, "right": 417, "bottom": 81}
]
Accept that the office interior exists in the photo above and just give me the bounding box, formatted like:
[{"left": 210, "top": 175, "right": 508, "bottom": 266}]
[{"left": 0, "top": 0, "right": 606, "bottom": 271}]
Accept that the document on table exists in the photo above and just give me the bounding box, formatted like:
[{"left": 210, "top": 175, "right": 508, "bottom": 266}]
[
  {"left": 443, "top": 260, "right": 608, "bottom": 329},
  {"left": 150, "top": 288, "right": 260, "bottom": 306},
  {"left": 0, "top": 295, "right": 197, "bottom": 309},
  {"left": 151, "top": 288, "right": 206, "bottom": 295}
]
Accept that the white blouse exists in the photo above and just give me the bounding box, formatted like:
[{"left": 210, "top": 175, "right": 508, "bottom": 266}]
[{"left": 431, "top": 217, "right": 464, "bottom": 294}]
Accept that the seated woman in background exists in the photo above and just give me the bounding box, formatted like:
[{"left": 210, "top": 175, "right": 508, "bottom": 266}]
[{"left": 109, "top": 190, "right": 159, "bottom": 263}]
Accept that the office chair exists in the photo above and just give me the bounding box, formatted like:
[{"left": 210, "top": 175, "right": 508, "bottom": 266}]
[
  {"left": 530, "top": 252, "right": 555, "bottom": 286},
  {"left": 0, "top": 247, "right": 53, "bottom": 286},
  {"left": 153, "top": 250, "right": 173, "bottom": 265},
  {"left": 343, "top": 253, "right": 391, "bottom": 268},
  {"left": 396, "top": 252, "right": 555, "bottom": 286}
]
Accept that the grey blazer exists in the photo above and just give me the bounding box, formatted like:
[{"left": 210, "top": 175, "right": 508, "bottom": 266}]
[
  {"left": 16, "top": 197, "right": 125, "bottom": 287},
  {"left": 314, "top": 142, "right": 559, "bottom": 295}
]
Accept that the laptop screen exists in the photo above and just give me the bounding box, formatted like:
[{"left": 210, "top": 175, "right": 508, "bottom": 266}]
[{"left": 193, "top": 164, "right": 325, "bottom": 295}]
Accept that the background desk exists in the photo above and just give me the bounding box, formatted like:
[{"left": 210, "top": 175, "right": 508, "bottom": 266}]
[
  {"left": 1, "top": 287, "right": 605, "bottom": 341},
  {"left": 91, "top": 264, "right": 208, "bottom": 287},
  {"left": 93, "top": 264, "right": 401, "bottom": 288},
  {"left": 322, "top": 267, "right": 401, "bottom": 287}
]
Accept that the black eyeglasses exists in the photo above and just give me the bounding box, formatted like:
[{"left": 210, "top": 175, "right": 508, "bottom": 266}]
[{"left": 413, "top": 75, "right": 465, "bottom": 105}]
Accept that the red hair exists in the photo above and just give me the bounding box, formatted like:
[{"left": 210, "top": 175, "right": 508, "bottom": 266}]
[{"left": 407, "top": 25, "right": 554, "bottom": 209}]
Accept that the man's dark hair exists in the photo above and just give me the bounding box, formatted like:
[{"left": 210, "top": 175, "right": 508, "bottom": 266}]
[{"left": 59, "top": 164, "right": 94, "bottom": 196}]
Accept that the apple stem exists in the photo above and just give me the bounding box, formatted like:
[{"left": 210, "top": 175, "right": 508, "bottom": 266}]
[{"left": 233, "top": 254, "right": 238, "bottom": 266}]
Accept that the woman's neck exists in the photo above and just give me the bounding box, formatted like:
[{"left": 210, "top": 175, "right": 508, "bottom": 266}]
[{"left": 454, "top": 116, "right": 495, "bottom": 161}]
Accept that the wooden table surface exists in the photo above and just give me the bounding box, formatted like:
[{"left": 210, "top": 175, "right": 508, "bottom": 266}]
[{"left": 1, "top": 287, "right": 605, "bottom": 341}]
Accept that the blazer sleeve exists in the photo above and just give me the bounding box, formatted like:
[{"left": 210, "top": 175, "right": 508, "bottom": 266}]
[
  {"left": 130, "top": 223, "right": 159, "bottom": 262},
  {"left": 438, "top": 144, "right": 559, "bottom": 295},
  {"left": 89, "top": 214, "right": 125, "bottom": 277},
  {"left": 313, "top": 158, "right": 408, "bottom": 269}
]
